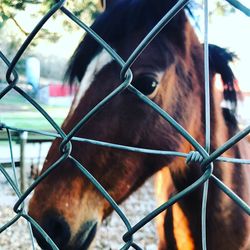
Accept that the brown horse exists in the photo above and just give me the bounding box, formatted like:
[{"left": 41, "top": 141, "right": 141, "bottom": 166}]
[{"left": 28, "top": 0, "right": 250, "bottom": 249}]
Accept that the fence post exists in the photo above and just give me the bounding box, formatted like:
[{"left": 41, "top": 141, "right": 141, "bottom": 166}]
[{"left": 20, "top": 131, "right": 28, "bottom": 193}]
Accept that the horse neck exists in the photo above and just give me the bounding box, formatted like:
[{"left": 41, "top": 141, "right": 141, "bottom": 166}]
[{"left": 169, "top": 82, "right": 250, "bottom": 249}]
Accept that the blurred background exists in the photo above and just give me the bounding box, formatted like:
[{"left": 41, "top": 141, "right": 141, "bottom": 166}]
[{"left": 0, "top": 0, "right": 249, "bottom": 249}]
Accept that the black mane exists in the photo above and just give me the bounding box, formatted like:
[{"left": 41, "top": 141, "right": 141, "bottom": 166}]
[
  {"left": 209, "top": 44, "right": 238, "bottom": 127},
  {"left": 65, "top": 0, "right": 186, "bottom": 84}
]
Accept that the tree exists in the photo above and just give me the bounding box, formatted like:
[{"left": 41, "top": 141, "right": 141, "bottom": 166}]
[
  {"left": 0, "top": 1, "right": 101, "bottom": 79},
  {"left": 0, "top": 0, "right": 100, "bottom": 42}
]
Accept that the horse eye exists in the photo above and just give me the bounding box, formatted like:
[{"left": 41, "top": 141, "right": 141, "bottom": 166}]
[{"left": 131, "top": 75, "right": 158, "bottom": 96}]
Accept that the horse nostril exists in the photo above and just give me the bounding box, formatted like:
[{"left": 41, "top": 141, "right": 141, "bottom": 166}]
[
  {"left": 32, "top": 211, "right": 71, "bottom": 250},
  {"left": 74, "top": 220, "right": 98, "bottom": 250}
]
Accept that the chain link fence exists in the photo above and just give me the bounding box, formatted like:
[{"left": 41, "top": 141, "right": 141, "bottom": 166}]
[{"left": 1, "top": 0, "right": 250, "bottom": 249}]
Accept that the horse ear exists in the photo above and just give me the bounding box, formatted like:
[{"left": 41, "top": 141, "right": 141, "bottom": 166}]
[
  {"left": 147, "top": 0, "right": 187, "bottom": 31},
  {"left": 100, "top": 0, "right": 115, "bottom": 11},
  {"left": 150, "top": 0, "right": 182, "bottom": 16}
]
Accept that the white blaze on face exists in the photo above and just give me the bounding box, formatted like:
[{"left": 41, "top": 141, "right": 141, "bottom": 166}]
[{"left": 71, "top": 49, "right": 114, "bottom": 112}]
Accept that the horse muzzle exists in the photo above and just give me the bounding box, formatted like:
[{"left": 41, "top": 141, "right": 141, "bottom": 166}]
[{"left": 32, "top": 211, "right": 98, "bottom": 250}]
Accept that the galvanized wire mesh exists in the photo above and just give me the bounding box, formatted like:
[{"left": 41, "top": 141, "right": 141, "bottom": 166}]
[{"left": 1, "top": 0, "right": 250, "bottom": 249}]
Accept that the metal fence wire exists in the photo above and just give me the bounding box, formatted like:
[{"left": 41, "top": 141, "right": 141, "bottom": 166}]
[{"left": 1, "top": 0, "right": 250, "bottom": 249}]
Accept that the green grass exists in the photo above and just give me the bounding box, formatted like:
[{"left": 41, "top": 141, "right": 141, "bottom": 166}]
[
  {"left": 0, "top": 90, "right": 70, "bottom": 131},
  {"left": 1, "top": 110, "right": 67, "bottom": 131}
]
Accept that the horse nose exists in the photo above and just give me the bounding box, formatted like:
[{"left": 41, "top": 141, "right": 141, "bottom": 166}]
[{"left": 32, "top": 211, "right": 71, "bottom": 250}]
